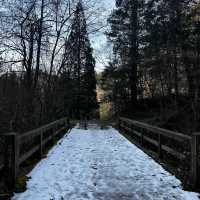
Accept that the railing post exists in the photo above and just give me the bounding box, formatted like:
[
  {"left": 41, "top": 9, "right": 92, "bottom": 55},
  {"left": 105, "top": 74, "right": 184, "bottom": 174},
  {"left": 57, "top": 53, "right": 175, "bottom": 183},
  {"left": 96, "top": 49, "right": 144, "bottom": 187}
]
[
  {"left": 84, "top": 119, "right": 87, "bottom": 130},
  {"left": 52, "top": 124, "right": 57, "bottom": 142},
  {"left": 141, "top": 131, "right": 144, "bottom": 146},
  {"left": 158, "top": 134, "right": 163, "bottom": 159},
  {"left": 66, "top": 118, "right": 70, "bottom": 130},
  {"left": 118, "top": 118, "right": 121, "bottom": 130},
  {"left": 39, "top": 131, "right": 43, "bottom": 158},
  {"left": 14, "top": 134, "right": 20, "bottom": 182},
  {"left": 191, "top": 133, "right": 199, "bottom": 188},
  {"left": 4, "top": 132, "right": 19, "bottom": 189}
]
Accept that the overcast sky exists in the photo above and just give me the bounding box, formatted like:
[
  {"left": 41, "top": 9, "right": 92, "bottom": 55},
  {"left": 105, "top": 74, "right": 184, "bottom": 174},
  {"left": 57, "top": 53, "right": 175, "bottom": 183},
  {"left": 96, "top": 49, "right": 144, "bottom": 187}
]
[{"left": 89, "top": 0, "right": 116, "bottom": 72}]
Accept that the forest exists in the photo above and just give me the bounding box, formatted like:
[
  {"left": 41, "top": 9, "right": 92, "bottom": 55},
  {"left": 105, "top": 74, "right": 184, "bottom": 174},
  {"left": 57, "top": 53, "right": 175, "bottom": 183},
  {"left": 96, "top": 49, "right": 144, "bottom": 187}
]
[
  {"left": 1, "top": 0, "right": 200, "bottom": 134},
  {"left": 0, "top": 0, "right": 98, "bottom": 134},
  {"left": 0, "top": 0, "right": 200, "bottom": 198},
  {"left": 100, "top": 0, "right": 200, "bottom": 134}
]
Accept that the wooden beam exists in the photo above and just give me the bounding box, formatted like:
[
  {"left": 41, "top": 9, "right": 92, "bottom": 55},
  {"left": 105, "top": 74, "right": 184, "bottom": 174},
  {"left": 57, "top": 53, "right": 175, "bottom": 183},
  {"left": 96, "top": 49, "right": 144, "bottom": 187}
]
[
  {"left": 120, "top": 120, "right": 186, "bottom": 160},
  {"left": 19, "top": 118, "right": 67, "bottom": 140},
  {"left": 120, "top": 117, "right": 191, "bottom": 141},
  {"left": 0, "top": 163, "right": 4, "bottom": 171},
  {"left": 191, "top": 134, "right": 199, "bottom": 188},
  {"left": 1, "top": 118, "right": 70, "bottom": 190},
  {"left": 158, "top": 134, "right": 162, "bottom": 159},
  {"left": 3, "top": 133, "right": 19, "bottom": 189}
]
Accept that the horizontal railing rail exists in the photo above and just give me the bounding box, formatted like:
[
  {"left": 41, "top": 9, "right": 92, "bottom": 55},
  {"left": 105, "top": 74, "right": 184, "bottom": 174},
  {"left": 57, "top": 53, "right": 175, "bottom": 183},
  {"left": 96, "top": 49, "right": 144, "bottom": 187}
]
[
  {"left": 0, "top": 117, "right": 71, "bottom": 189},
  {"left": 119, "top": 117, "right": 199, "bottom": 189}
]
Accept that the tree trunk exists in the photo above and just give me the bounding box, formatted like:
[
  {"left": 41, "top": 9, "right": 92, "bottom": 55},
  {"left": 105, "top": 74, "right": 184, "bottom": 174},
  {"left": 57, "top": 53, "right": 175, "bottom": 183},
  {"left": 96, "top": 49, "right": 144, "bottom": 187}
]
[
  {"left": 129, "top": 0, "right": 139, "bottom": 107},
  {"left": 34, "top": 0, "right": 44, "bottom": 90}
]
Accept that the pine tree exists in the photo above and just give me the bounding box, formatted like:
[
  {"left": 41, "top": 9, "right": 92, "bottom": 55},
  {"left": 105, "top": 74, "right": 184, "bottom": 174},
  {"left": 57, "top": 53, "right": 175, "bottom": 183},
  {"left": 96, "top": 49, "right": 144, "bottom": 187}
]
[
  {"left": 64, "top": 1, "right": 98, "bottom": 119},
  {"left": 106, "top": 0, "right": 141, "bottom": 114},
  {"left": 83, "top": 47, "right": 99, "bottom": 119}
]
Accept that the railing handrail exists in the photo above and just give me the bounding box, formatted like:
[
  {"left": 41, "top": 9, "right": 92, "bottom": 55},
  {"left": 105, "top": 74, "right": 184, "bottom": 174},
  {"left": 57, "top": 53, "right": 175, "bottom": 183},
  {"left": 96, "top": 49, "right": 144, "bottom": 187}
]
[
  {"left": 120, "top": 117, "right": 192, "bottom": 141},
  {"left": 19, "top": 117, "right": 67, "bottom": 139},
  {"left": 0, "top": 118, "right": 68, "bottom": 138},
  {"left": 0, "top": 132, "right": 17, "bottom": 136},
  {"left": 0, "top": 117, "right": 70, "bottom": 189},
  {"left": 119, "top": 117, "right": 199, "bottom": 189}
]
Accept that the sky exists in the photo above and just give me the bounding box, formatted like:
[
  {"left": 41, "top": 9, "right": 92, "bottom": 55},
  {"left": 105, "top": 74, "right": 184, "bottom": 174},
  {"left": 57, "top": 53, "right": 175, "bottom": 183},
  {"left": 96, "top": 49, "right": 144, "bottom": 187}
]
[
  {"left": 0, "top": 0, "right": 116, "bottom": 73},
  {"left": 89, "top": 0, "right": 116, "bottom": 72}
]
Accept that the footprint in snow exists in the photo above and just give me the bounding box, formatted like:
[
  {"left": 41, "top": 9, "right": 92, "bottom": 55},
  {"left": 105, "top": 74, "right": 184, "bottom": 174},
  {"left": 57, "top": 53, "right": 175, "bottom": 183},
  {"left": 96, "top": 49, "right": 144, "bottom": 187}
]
[{"left": 91, "top": 166, "right": 98, "bottom": 170}]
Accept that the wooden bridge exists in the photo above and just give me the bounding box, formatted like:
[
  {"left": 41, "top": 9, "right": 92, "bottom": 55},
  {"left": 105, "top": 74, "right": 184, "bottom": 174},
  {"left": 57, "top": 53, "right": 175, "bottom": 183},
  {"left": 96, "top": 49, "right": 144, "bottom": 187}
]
[
  {"left": 119, "top": 118, "right": 200, "bottom": 188},
  {"left": 0, "top": 118, "right": 70, "bottom": 189},
  {"left": 0, "top": 118, "right": 199, "bottom": 199}
]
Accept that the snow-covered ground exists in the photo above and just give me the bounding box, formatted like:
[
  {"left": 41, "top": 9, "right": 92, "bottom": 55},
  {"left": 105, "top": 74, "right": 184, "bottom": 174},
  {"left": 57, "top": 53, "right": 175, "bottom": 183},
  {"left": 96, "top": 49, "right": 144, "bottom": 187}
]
[{"left": 12, "top": 126, "right": 199, "bottom": 200}]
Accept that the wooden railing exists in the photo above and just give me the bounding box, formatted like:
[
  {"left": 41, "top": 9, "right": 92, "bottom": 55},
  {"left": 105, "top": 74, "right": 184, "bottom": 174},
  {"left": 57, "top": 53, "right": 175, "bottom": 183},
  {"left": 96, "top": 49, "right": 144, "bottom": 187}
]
[
  {"left": 0, "top": 117, "right": 71, "bottom": 189},
  {"left": 119, "top": 117, "right": 199, "bottom": 189}
]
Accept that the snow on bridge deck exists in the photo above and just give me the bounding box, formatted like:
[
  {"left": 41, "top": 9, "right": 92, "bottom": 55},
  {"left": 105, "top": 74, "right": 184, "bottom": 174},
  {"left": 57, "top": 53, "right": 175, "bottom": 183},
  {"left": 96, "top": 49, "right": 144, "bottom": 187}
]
[{"left": 13, "top": 125, "right": 199, "bottom": 200}]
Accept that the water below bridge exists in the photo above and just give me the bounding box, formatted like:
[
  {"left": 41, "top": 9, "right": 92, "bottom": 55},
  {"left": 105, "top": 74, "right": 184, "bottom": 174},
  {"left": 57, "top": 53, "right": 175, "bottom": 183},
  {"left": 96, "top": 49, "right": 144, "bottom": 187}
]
[{"left": 12, "top": 123, "right": 199, "bottom": 200}]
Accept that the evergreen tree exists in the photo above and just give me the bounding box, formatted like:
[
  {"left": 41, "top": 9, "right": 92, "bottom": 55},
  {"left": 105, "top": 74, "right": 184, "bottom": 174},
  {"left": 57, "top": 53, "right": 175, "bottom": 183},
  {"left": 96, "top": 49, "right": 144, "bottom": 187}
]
[
  {"left": 83, "top": 47, "right": 99, "bottom": 119},
  {"left": 103, "top": 0, "right": 200, "bottom": 130},
  {"left": 64, "top": 1, "right": 98, "bottom": 119},
  {"left": 105, "top": 0, "right": 142, "bottom": 114}
]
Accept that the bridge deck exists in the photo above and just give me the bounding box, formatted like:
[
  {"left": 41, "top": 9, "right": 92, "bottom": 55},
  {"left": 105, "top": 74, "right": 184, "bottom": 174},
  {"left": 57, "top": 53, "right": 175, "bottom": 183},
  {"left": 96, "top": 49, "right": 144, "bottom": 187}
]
[{"left": 13, "top": 125, "right": 198, "bottom": 200}]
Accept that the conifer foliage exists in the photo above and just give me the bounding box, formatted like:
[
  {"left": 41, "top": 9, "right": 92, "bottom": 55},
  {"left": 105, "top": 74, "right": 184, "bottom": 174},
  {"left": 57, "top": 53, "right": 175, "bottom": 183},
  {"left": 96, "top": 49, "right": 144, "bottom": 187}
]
[
  {"left": 0, "top": 0, "right": 98, "bottom": 132},
  {"left": 63, "top": 1, "right": 98, "bottom": 119},
  {"left": 102, "top": 0, "right": 200, "bottom": 132}
]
